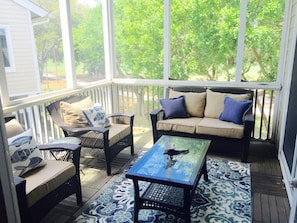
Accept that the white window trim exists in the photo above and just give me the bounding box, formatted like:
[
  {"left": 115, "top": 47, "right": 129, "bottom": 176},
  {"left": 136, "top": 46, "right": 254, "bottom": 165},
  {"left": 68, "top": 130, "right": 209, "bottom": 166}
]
[{"left": 0, "top": 25, "right": 15, "bottom": 73}]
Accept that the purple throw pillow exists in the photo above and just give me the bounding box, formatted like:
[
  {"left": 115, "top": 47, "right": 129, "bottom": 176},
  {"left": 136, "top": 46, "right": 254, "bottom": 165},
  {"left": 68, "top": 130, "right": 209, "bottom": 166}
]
[
  {"left": 219, "top": 97, "right": 252, "bottom": 125},
  {"left": 160, "top": 96, "right": 188, "bottom": 119}
]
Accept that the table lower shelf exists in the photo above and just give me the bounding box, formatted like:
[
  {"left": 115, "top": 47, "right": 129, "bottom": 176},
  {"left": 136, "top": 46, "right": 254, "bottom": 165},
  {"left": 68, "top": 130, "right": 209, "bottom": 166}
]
[{"left": 138, "top": 182, "right": 192, "bottom": 217}]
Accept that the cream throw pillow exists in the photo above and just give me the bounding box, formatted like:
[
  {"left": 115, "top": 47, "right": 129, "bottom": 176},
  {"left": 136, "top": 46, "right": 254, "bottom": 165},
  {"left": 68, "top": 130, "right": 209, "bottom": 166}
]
[
  {"left": 60, "top": 96, "right": 94, "bottom": 127},
  {"left": 5, "top": 119, "right": 24, "bottom": 138},
  {"left": 169, "top": 89, "right": 206, "bottom": 117},
  {"left": 204, "top": 89, "right": 250, "bottom": 118}
]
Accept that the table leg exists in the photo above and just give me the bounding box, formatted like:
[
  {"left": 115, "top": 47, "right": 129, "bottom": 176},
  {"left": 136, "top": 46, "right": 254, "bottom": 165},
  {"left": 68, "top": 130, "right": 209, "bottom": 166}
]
[
  {"left": 184, "top": 188, "right": 191, "bottom": 222},
  {"left": 133, "top": 179, "right": 140, "bottom": 222},
  {"left": 202, "top": 159, "right": 208, "bottom": 181}
]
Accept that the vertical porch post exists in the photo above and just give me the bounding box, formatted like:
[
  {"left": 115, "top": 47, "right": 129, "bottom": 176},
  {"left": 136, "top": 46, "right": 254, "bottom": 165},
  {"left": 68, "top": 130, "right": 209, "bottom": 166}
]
[
  {"left": 235, "top": 0, "right": 247, "bottom": 82},
  {"left": 0, "top": 99, "right": 21, "bottom": 223},
  {"left": 102, "top": 0, "right": 117, "bottom": 112},
  {"left": 59, "top": 0, "right": 76, "bottom": 88}
]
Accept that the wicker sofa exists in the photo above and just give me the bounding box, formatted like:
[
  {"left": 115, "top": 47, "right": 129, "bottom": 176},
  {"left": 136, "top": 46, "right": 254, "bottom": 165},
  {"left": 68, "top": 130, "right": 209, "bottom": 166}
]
[{"left": 150, "top": 86, "right": 255, "bottom": 162}]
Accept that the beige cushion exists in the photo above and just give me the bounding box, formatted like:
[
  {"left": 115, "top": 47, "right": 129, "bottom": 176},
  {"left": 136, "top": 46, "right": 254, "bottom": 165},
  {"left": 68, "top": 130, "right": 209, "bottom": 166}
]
[
  {"left": 204, "top": 89, "right": 250, "bottom": 119},
  {"left": 23, "top": 160, "right": 75, "bottom": 207},
  {"left": 196, "top": 118, "right": 244, "bottom": 139},
  {"left": 79, "top": 124, "right": 131, "bottom": 148},
  {"left": 157, "top": 117, "right": 202, "bottom": 134},
  {"left": 60, "top": 97, "right": 94, "bottom": 127},
  {"left": 5, "top": 119, "right": 24, "bottom": 138},
  {"left": 169, "top": 90, "right": 206, "bottom": 117}
]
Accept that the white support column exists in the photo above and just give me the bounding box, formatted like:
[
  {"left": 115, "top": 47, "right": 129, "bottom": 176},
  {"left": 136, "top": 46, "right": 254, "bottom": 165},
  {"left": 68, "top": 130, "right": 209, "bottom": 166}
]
[
  {"left": 102, "top": 0, "right": 117, "bottom": 113},
  {"left": 59, "top": 0, "right": 76, "bottom": 88},
  {"left": 0, "top": 43, "right": 10, "bottom": 106},
  {"left": 0, "top": 99, "right": 21, "bottom": 223},
  {"left": 235, "top": 0, "right": 248, "bottom": 82},
  {"left": 102, "top": 0, "right": 116, "bottom": 81},
  {"left": 163, "top": 0, "right": 170, "bottom": 81}
]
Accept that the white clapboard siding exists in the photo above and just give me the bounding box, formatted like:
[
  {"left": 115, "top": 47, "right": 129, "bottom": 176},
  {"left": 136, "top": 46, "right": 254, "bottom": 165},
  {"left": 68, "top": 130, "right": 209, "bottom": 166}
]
[{"left": 0, "top": 0, "right": 41, "bottom": 97}]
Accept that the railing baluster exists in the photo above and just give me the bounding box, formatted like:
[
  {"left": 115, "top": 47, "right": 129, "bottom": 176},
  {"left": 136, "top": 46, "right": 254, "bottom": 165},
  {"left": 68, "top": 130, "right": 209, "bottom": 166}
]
[{"left": 2, "top": 81, "right": 278, "bottom": 142}]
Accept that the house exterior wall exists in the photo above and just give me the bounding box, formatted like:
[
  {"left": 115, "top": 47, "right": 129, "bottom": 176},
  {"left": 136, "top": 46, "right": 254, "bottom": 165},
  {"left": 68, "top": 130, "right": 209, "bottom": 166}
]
[{"left": 0, "top": 0, "right": 41, "bottom": 98}]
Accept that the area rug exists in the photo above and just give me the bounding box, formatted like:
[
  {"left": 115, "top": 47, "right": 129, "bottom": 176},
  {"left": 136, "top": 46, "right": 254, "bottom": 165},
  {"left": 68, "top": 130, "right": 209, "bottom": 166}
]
[{"left": 74, "top": 158, "right": 251, "bottom": 223}]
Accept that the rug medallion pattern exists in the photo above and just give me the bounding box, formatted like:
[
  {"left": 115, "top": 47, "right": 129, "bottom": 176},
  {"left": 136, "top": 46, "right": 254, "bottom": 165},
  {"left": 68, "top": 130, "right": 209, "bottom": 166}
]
[{"left": 74, "top": 158, "right": 251, "bottom": 223}]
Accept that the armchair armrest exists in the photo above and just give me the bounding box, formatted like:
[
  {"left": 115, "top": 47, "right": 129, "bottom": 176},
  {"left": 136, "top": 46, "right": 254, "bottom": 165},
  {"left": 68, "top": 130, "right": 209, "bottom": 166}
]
[
  {"left": 60, "top": 125, "right": 109, "bottom": 137},
  {"left": 14, "top": 176, "right": 28, "bottom": 222},
  {"left": 38, "top": 143, "right": 80, "bottom": 152},
  {"left": 108, "top": 112, "right": 134, "bottom": 118},
  {"left": 108, "top": 112, "right": 134, "bottom": 125},
  {"left": 38, "top": 143, "right": 81, "bottom": 173}
]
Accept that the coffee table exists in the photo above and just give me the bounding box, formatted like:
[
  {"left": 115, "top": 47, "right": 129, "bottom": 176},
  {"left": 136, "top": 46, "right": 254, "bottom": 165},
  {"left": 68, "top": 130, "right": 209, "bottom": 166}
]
[{"left": 126, "top": 135, "right": 211, "bottom": 222}]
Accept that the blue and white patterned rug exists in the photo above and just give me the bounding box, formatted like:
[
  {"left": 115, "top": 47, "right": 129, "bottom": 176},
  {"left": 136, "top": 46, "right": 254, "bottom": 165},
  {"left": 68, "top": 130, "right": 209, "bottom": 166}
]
[{"left": 74, "top": 158, "right": 251, "bottom": 223}]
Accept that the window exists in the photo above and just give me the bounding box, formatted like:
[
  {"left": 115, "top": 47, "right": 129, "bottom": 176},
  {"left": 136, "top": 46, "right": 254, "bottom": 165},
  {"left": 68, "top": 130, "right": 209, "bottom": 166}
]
[{"left": 0, "top": 26, "right": 14, "bottom": 72}]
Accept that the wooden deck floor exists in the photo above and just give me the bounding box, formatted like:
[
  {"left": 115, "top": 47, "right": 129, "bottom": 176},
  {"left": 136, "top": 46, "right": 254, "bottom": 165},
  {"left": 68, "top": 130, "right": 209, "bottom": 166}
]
[{"left": 41, "top": 128, "right": 290, "bottom": 223}]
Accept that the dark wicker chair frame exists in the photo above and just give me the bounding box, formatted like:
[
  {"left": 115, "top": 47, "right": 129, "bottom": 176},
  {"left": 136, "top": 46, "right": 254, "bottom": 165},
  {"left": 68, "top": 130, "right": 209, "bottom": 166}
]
[
  {"left": 150, "top": 87, "right": 255, "bottom": 162},
  {"left": 4, "top": 117, "right": 82, "bottom": 223},
  {"left": 46, "top": 95, "right": 134, "bottom": 175}
]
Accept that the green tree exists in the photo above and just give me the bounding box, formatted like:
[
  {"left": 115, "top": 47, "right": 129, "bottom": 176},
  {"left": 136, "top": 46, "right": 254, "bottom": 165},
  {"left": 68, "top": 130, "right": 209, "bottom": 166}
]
[
  {"left": 72, "top": 5, "right": 105, "bottom": 77},
  {"left": 170, "top": 0, "right": 240, "bottom": 81},
  {"left": 113, "top": 0, "right": 164, "bottom": 79},
  {"left": 243, "top": 0, "right": 284, "bottom": 82},
  {"left": 33, "top": 0, "right": 62, "bottom": 79}
]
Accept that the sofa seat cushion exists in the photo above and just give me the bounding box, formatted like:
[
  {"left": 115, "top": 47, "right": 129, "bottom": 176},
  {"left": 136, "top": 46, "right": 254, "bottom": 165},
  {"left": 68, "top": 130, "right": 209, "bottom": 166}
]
[
  {"left": 78, "top": 124, "right": 131, "bottom": 148},
  {"left": 196, "top": 118, "right": 244, "bottom": 139},
  {"left": 157, "top": 117, "right": 202, "bottom": 134},
  {"left": 23, "top": 160, "right": 75, "bottom": 207}
]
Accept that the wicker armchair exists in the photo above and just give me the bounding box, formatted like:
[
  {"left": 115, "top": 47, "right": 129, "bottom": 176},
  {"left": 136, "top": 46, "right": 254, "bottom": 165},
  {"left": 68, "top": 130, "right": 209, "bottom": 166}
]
[
  {"left": 4, "top": 117, "right": 82, "bottom": 223},
  {"left": 46, "top": 95, "right": 134, "bottom": 175}
]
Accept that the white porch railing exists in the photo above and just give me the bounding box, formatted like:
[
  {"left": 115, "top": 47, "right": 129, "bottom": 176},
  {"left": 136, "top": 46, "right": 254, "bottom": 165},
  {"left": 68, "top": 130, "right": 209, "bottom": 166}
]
[{"left": 2, "top": 79, "right": 280, "bottom": 144}]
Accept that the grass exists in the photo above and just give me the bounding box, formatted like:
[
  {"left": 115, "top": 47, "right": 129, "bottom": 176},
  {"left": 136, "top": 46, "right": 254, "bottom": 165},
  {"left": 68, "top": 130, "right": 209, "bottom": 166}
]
[{"left": 42, "top": 79, "right": 66, "bottom": 92}]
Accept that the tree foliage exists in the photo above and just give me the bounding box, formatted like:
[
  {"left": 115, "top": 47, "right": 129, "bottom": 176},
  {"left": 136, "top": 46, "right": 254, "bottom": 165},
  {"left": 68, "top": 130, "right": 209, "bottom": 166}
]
[
  {"left": 33, "top": 0, "right": 284, "bottom": 82},
  {"left": 72, "top": 6, "right": 105, "bottom": 77}
]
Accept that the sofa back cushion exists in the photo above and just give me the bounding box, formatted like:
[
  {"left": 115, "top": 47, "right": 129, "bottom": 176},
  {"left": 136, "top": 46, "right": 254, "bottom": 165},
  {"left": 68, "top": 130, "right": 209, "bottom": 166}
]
[
  {"left": 204, "top": 89, "right": 250, "bottom": 118},
  {"left": 169, "top": 89, "right": 206, "bottom": 118}
]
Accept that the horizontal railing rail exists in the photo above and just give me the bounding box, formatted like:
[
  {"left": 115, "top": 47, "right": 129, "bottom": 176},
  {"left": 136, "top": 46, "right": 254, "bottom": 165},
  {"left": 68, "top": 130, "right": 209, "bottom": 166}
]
[{"left": 2, "top": 79, "right": 281, "bottom": 144}]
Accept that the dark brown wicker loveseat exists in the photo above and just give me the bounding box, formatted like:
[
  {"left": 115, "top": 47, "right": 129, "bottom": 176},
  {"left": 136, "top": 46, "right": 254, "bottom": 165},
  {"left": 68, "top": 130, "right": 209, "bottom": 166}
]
[{"left": 150, "top": 86, "right": 255, "bottom": 162}]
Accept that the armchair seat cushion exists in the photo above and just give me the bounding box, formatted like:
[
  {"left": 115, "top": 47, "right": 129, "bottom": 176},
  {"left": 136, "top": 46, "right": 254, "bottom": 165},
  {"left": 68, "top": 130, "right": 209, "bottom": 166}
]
[
  {"left": 23, "top": 160, "right": 75, "bottom": 207},
  {"left": 196, "top": 118, "right": 244, "bottom": 139},
  {"left": 157, "top": 117, "right": 202, "bottom": 134},
  {"left": 78, "top": 124, "right": 131, "bottom": 148}
]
